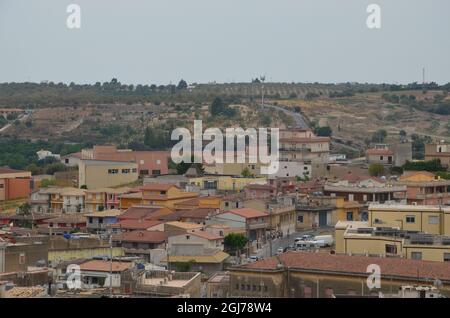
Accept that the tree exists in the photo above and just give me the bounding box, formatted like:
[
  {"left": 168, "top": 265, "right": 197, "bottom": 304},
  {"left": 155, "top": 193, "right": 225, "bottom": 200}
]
[
  {"left": 371, "top": 129, "right": 387, "bottom": 143},
  {"left": 368, "top": 163, "right": 385, "bottom": 177},
  {"left": 210, "top": 97, "right": 236, "bottom": 117},
  {"left": 177, "top": 79, "right": 188, "bottom": 90},
  {"left": 224, "top": 233, "right": 248, "bottom": 256},
  {"left": 314, "top": 126, "right": 332, "bottom": 137},
  {"left": 241, "top": 167, "right": 252, "bottom": 178}
]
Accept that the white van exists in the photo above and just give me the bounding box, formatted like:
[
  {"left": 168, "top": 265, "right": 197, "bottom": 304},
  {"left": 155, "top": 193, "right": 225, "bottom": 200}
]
[{"left": 313, "top": 235, "right": 334, "bottom": 247}]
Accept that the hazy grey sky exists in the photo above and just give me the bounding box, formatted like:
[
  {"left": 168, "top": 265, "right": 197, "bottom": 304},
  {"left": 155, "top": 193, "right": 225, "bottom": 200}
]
[{"left": 1, "top": 0, "right": 449, "bottom": 85}]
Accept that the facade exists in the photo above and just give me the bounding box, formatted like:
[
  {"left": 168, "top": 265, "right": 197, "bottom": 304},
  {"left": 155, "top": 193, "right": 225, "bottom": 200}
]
[
  {"left": 120, "top": 184, "right": 199, "bottom": 209},
  {"left": 189, "top": 175, "right": 267, "bottom": 191},
  {"left": 425, "top": 142, "right": 450, "bottom": 169},
  {"left": 211, "top": 208, "right": 269, "bottom": 251},
  {"left": 335, "top": 221, "right": 450, "bottom": 262},
  {"left": 366, "top": 143, "right": 412, "bottom": 167},
  {"left": 324, "top": 177, "right": 407, "bottom": 206},
  {"left": 245, "top": 198, "right": 296, "bottom": 236},
  {"left": 78, "top": 159, "right": 139, "bottom": 189},
  {"left": 85, "top": 209, "right": 122, "bottom": 233},
  {"left": 79, "top": 145, "right": 169, "bottom": 176},
  {"left": 112, "top": 230, "right": 168, "bottom": 263},
  {"left": 228, "top": 252, "right": 450, "bottom": 298},
  {"left": 78, "top": 260, "right": 133, "bottom": 290},
  {"left": 244, "top": 184, "right": 276, "bottom": 200},
  {"left": 270, "top": 161, "right": 311, "bottom": 179},
  {"left": 395, "top": 171, "right": 450, "bottom": 205},
  {"left": 0, "top": 168, "right": 32, "bottom": 202},
  {"left": 368, "top": 204, "right": 450, "bottom": 236},
  {"left": 279, "top": 128, "right": 330, "bottom": 163}
]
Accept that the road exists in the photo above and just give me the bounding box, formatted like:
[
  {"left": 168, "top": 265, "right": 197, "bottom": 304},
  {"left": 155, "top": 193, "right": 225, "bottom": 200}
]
[
  {"left": 263, "top": 104, "right": 309, "bottom": 129},
  {"left": 0, "top": 111, "right": 32, "bottom": 133}
]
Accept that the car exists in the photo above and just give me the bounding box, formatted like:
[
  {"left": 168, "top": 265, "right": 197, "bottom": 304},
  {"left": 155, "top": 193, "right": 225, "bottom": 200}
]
[
  {"left": 248, "top": 255, "right": 259, "bottom": 263},
  {"left": 300, "top": 234, "right": 314, "bottom": 241},
  {"left": 276, "top": 247, "right": 284, "bottom": 255}
]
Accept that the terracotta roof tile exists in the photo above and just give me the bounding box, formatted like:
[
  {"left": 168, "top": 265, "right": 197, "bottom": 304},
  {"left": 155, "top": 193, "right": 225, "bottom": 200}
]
[
  {"left": 112, "top": 230, "right": 167, "bottom": 243},
  {"left": 226, "top": 208, "right": 269, "bottom": 219}
]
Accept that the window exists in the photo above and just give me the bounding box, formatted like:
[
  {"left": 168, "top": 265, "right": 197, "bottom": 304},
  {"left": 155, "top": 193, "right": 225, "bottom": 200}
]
[
  {"left": 225, "top": 202, "right": 229, "bottom": 207},
  {"left": 160, "top": 191, "right": 167, "bottom": 195},
  {"left": 428, "top": 216, "right": 439, "bottom": 225},
  {"left": 346, "top": 212, "right": 353, "bottom": 221},
  {"left": 122, "top": 169, "right": 130, "bottom": 174},
  {"left": 152, "top": 170, "right": 161, "bottom": 175},
  {"left": 0, "top": 184, "right": 4, "bottom": 189},
  {"left": 235, "top": 284, "right": 239, "bottom": 290},
  {"left": 108, "top": 169, "right": 119, "bottom": 174},
  {"left": 186, "top": 235, "right": 190, "bottom": 240},
  {"left": 19, "top": 253, "right": 26, "bottom": 265},
  {"left": 252, "top": 285, "right": 257, "bottom": 291},
  {"left": 385, "top": 244, "right": 397, "bottom": 254},
  {"left": 444, "top": 253, "right": 450, "bottom": 262},
  {"left": 264, "top": 286, "right": 268, "bottom": 292},
  {"left": 406, "top": 215, "right": 415, "bottom": 223},
  {"left": 241, "top": 284, "right": 245, "bottom": 290},
  {"left": 88, "top": 217, "right": 93, "bottom": 224},
  {"left": 297, "top": 215, "right": 304, "bottom": 223},
  {"left": 98, "top": 218, "right": 103, "bottom": 224},
  {"left": 411, "top": 252, "right": 422, "bottom": 260},
  {"left": 380, "top": 156, "right": 384, "bottom": 160}
]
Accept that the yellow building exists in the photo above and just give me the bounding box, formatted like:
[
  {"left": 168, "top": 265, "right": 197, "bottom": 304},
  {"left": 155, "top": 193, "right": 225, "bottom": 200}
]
[
  {"left": 335, "top": 221, "right": 450, "bottom": 262},
  {"left": 78, "top": 159, "right": 139, "bottom": 189},
  {"left": 85, "top": 188, "right": 107, "bottom": 213},
  {"left": 203, "top": 162, "right": 269, "bottom": 178},
  {"left": 189, "top": 175, "right": 267, "bottom": 191},
  {"left": 334, "top": 198, "right": 363, "bottom": 222},
  {"left": 119, "top": 184, "right": 199, "bottom": 209},
  {"left": 368, "top": 204, "right": 450, "bottom": 235},
  {"left": 174, "top": 196, "right": 221, "bottom": 210}
]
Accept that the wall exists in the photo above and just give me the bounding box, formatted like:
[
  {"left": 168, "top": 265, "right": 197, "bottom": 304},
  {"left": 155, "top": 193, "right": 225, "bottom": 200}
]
[{"left": 79, "top": 160, "right": 138, "bottom": 189}]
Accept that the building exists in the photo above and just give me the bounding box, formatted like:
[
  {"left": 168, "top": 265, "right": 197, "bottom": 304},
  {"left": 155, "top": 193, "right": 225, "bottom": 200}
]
[
  {"left": 79, "top": 145, "right": 169, "bottom": 176},
  {"left": 271, "top": 161, "right": 311, "bottom": 179},
  {"left": 425, "top": 141, "right": 450, "bottom": 169},
  {"left": 279, "top": 128, "right": 330, "bottom": 163},
  {"left": 168, "top": 231, "right": 224, "bottom": 252},
  {"left": 228, "top": 251, "right": 450, "bottom": 298},
  {"left": 112, "top": 230, "right": 168, "bottom": 263},
  {"left": 38, "top": 215, "right": 87, "bottom": 235},
  {"left": 61, "top": 152, "right": 82, "bottom": 167},
  {"left": 61, "top": 188, "right": 86, "bottom": 213},
  {"left": 368, "top": 204, "right": 450, "bottom": 236},
  {"left": 189, "top": 175, "right": 267, "bottom": 191},
  {"left": 173, "top": 196, "right": 221, "bottom": 210},
  {"left": 121, "top": 270, "right": 201, "bottom": 297},
  {"left": 78, "top": 159, "right": 139, "bottom": 189},
  {"left": 163, "top": 221, "right": 204, "bottom": 237},
  {"left": 211, "top": 208, "right": 269, "bottom": 252},
  {"left": 85, "top": 209, "right": 122, "bottom": 233},
  {"left": 295, "top": 196, "right": 335, "bottom": 229},
  {"left": 119, "top": 184, "right": 199, "bottom": 209},
  {"left": 335, "top": 220, "right": 450, "bottom": 262},
  {"left": 245, "top": 198, "right": 296, "bottom": 236},
  {"left": 324, "top": 176, "right": 407, "bottom": 206},
  {"left": 0, "top": 167, "right": 32, "bottom": 202},
  {"left": 109, "top": 219, "right": 164, "bottom": 233},
  {"left": 395, "top": 171, "right": 450, "bottom": 205},
  {"left": 178, "top": 208, "right": 218, "bottom": 224},
  {"left": 77, "top": 260, "right": 133, "bottom": 290},
  {"left": 244, "top": 184, "right": 276, "bottom": 200},
  {"left": 206, "top": 271, "right": 230, "bottom": 298},
  {"left": 118, "top": 206, "right": 175, "bottom": 222},
  {"left": 36, "top": 149, "right": 60, "bottom": 161},
  {"left": 2, "top": 237, "right": 49, "bottom": 272},
  {"left": 366, "top": 142, "right": 412, "bottom": 167}
]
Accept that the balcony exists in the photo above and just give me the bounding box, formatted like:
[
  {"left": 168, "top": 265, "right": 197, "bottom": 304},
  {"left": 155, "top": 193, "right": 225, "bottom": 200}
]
[{"left": 247, "top": 221, "right": 269, "bottom": 230}]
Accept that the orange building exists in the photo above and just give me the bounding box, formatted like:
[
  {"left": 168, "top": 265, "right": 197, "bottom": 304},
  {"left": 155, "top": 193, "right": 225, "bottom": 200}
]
[
  {"left": 119, "top": 184, "right": 199, "bottom": 209},
  {"left": 0, "top": 167, "right": 32, "bottom": 202}
]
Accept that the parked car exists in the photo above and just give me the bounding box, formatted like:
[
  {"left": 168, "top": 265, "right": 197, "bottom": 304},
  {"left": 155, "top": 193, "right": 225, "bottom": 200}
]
[
  {"left": 277, "top": 247, "right": 284, "bottom": 255},
  {"left": 248, "top": 255, "right": 260, "bottom": 263}
]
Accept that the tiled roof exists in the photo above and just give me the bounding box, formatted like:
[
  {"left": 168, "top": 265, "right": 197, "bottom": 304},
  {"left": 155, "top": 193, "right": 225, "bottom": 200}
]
[
  {"left": 119, "top": 206, "right": 172, "bottom": 220},
  {"left": 239, "top": 252, "right": 450, "bottom": 282},
  {"left": 109, "top": 219, "right": 163, "bottom": 230},
  {"left": 140, "top": 183, "right": 178, "bottom": 191},
  {"left": 112, "top": 230, "right": 168, "bottom": 243},
  {"left": 190, "top": 231, "right": 223, "bottom": 240},
  {"left": 84, "top": 209, "right": 122, "bottom": 218},
  {"left": 179, "top": 208, "right": 216, "bottom": 219},
  {"left": 245, "top": 184, "right": 275, "bottom": 190},
  {"left": 163, "top": 250, "right": 229, "bottom": 264},
  {"left": 79, "top": 260, "right": 132, "bottom": 272},
  {"left": 0, "top": 167, "right": 27, "bottom": 174},
  {"left": 226, "top": 208, "right": 269, "bottom": 219},
  {"left": 165, "top": 221, "right": 203, "bottom": 230}
]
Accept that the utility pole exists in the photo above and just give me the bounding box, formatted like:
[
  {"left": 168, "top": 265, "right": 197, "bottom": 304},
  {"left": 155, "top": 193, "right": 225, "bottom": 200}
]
[{"left": 109, "top": 232, "right": 113, "bottom": 298}]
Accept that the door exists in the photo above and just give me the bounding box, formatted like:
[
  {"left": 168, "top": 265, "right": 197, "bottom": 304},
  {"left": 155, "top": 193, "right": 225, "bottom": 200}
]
[{"left": 319, "top": 212, "right": 327, "bottom": 226}]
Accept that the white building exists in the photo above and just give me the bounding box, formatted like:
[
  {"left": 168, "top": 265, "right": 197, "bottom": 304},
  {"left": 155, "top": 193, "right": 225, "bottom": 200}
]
[
  {"left": 77, "top": 260, "right": 133, "bottom": 289},
  {"left": 62, "top": 188, "right": 86, "bottom": 213},
  {"left": 271, "top": 161, "right": 311, "bottom": 179},
  {"left": 36, "top": 149, "right": 61, "bottom": 161}
]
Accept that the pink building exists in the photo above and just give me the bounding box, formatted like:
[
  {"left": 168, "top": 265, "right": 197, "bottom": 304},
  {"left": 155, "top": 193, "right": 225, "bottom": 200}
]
[
  {"left": 81, "top": 145, "right": 170, "bottom": 176},
  {"left": 244, "top": 183, "right": 276, "bottom": 200}
]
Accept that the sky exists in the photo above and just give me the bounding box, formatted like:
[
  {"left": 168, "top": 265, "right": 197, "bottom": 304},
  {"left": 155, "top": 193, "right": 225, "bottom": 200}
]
[{"left": 0, "top": 0, "right": 449, "bottom": 85}]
